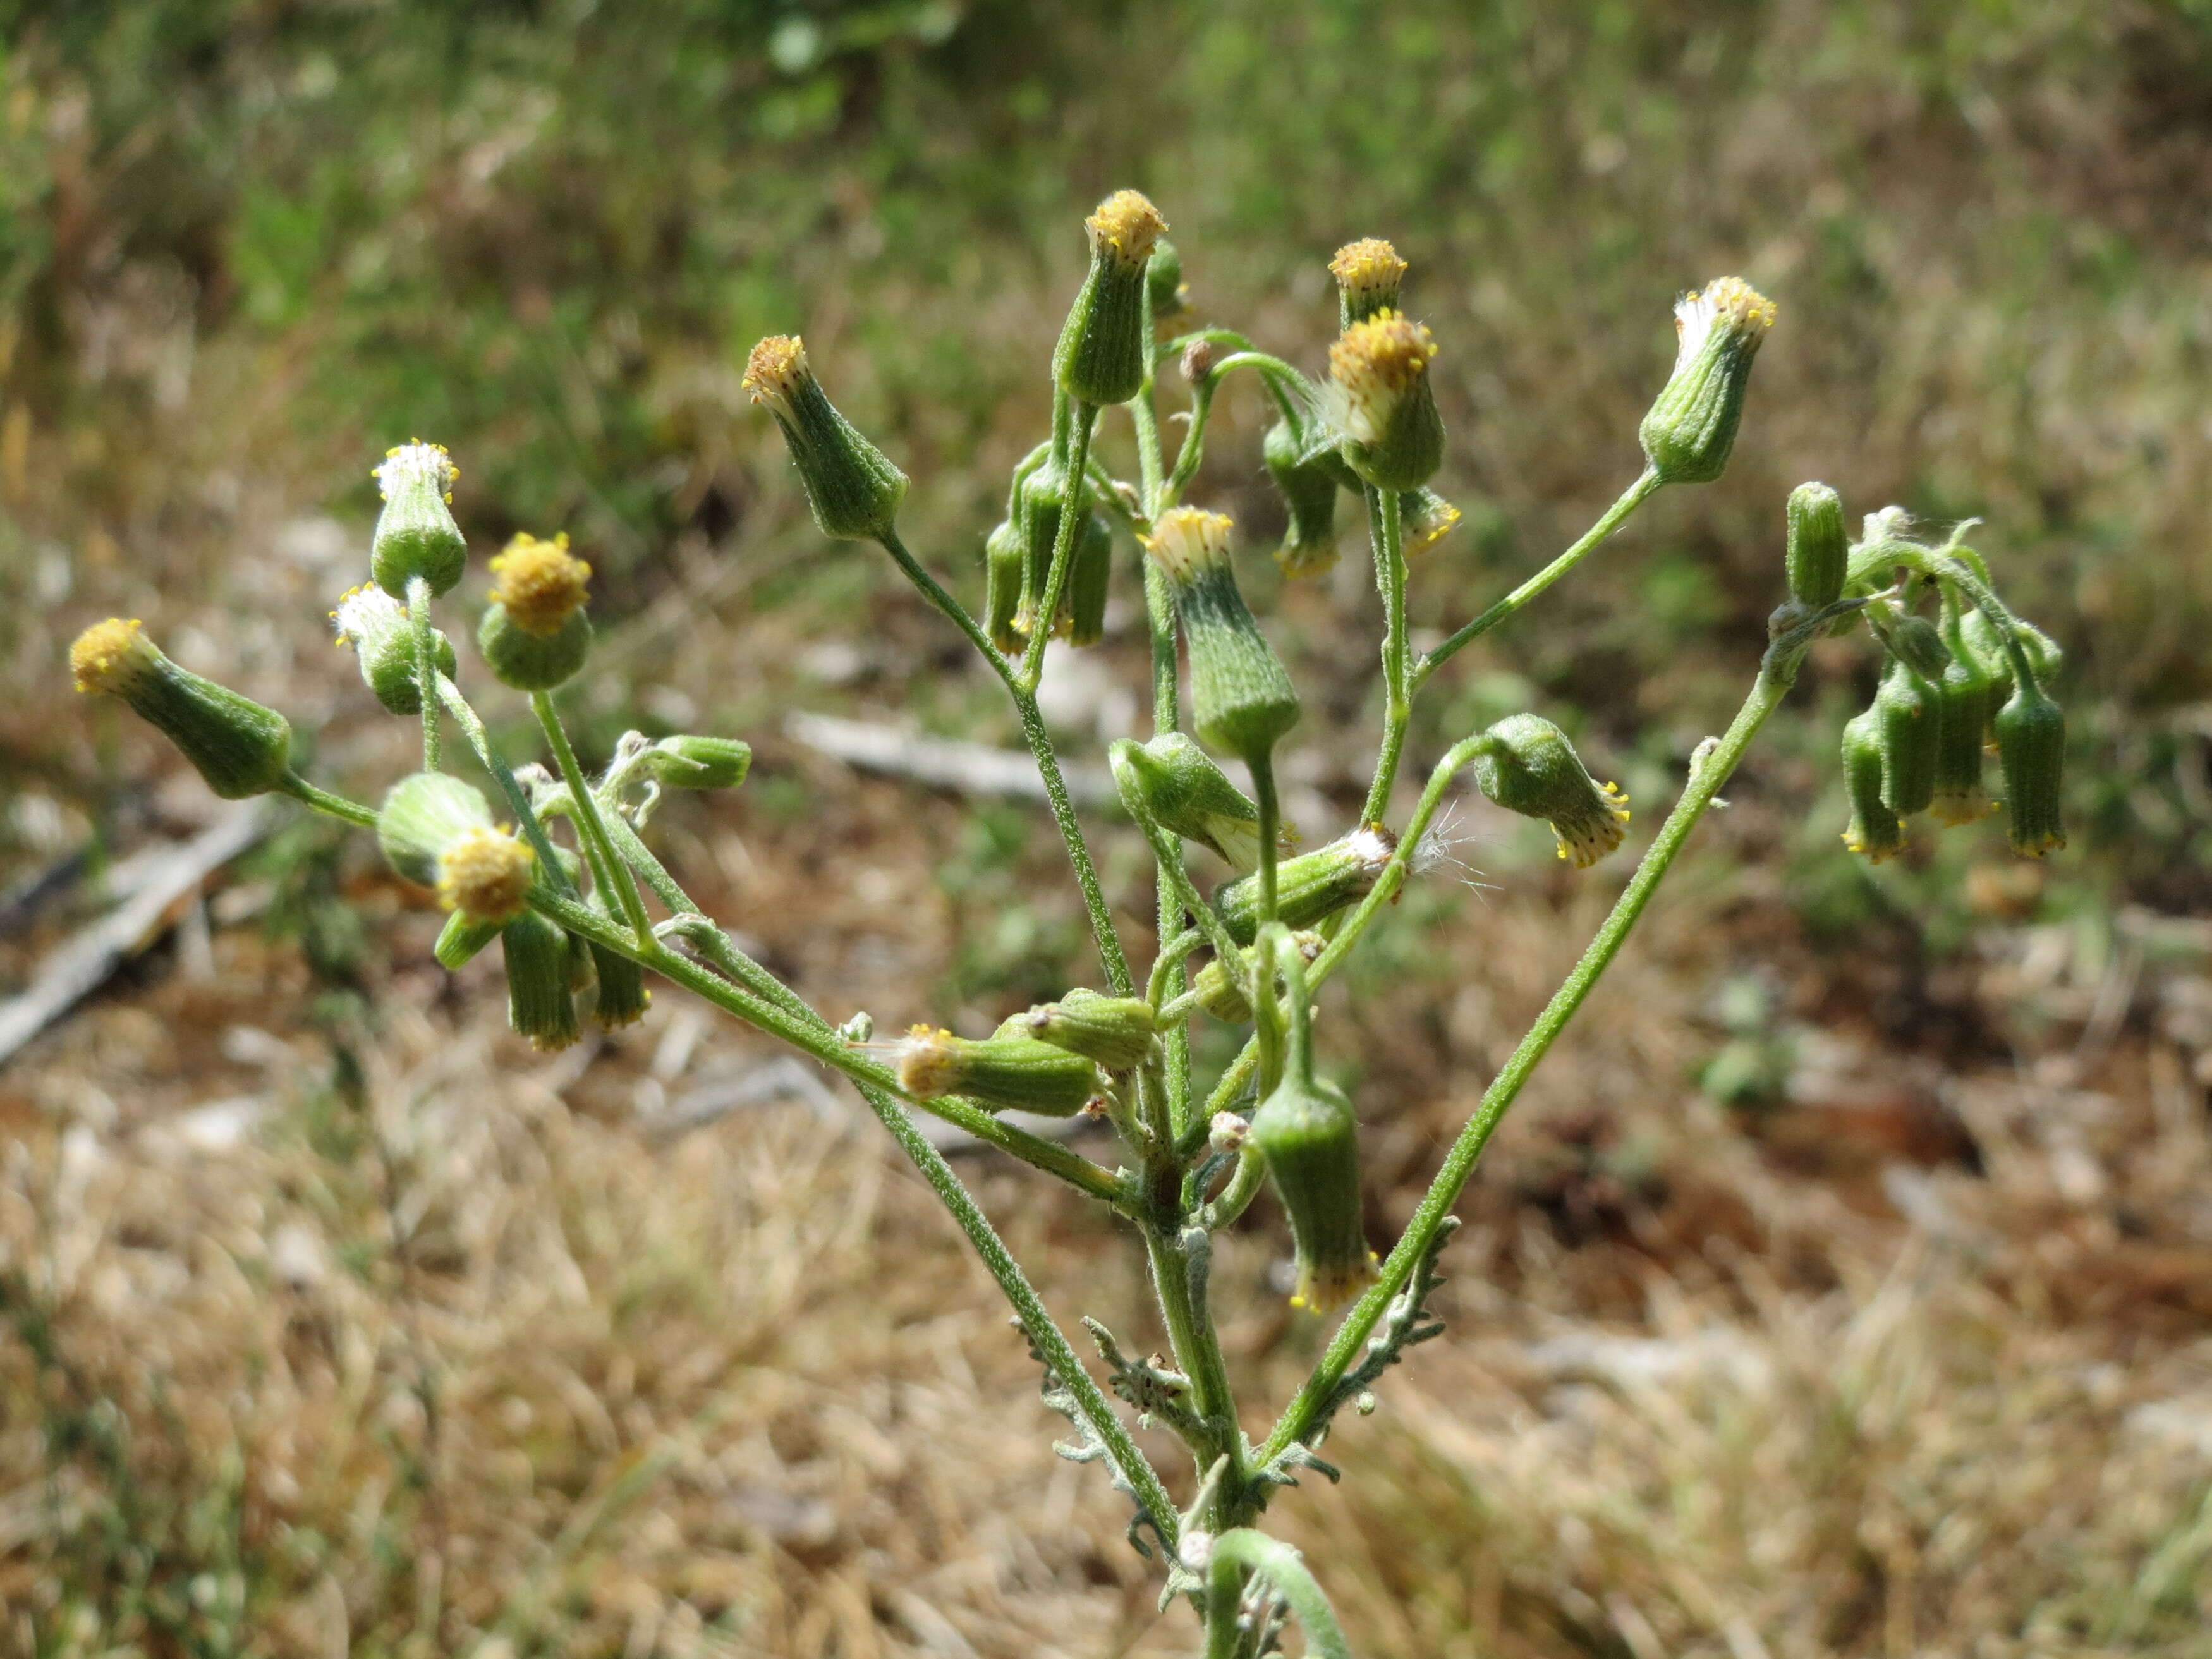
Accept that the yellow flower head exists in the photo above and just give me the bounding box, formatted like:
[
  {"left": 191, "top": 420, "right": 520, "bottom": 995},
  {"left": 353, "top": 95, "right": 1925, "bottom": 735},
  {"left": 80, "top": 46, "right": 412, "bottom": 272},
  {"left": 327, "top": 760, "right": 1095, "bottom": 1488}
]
[
  {"left": 742, "top": 334, "right": 813, "bottom": 421},
  {"left": 374, "top": 441, "right": 458, "bottom": 504},
  {"left": 1328, "top": 310, "right": 1438, "bottom": 444},
  {"left": 1328, "top": 238, "right": 1408, "bottom": 315},
  {"left": 1085, "top": 190, "right": 1167, "bottom": 270},
  {"left": 1669, "top": 277, "right": 1776, "bottom": 372},
  {"left": 896, "top": 1027, "right": 963, "bottom": 1099},
  {"left": 70, "top": 618, "right": 159, "bottom": 695},
  {"left": 1141, "top": 507, "right": 1235, "bottom": 583},
  {"left": 435, "top": 825, "right": 536, "bottom": 926},
  {"left": 488, "top": 533, "right": 592, "bottom": 638}
]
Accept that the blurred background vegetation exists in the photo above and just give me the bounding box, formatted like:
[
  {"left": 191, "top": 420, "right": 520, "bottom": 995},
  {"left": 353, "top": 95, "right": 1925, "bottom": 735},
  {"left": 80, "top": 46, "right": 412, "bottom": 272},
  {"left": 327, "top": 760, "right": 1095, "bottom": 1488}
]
[
  {"left": 7, "top": 0, "right": 2210, "bottom": 920},
  {"left": 6, "top": 2, "right": 2212, "bottom": 1655}
]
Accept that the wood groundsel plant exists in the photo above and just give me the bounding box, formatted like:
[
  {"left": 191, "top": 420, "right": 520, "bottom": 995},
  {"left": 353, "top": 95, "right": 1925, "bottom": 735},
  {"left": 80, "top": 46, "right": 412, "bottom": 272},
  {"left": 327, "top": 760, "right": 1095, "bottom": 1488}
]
[{"left": 70, "top": 193, "right": 2070, "bottom": 1655}]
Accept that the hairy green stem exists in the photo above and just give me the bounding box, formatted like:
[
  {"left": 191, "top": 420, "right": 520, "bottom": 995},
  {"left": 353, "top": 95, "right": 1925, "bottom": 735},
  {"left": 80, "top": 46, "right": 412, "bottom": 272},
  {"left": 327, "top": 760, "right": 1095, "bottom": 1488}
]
[
  {"left": 406, "top": 576, "right": 442, "bottom": 771},
  {"left": 1414, "top": 467, "right": 1662, "bottom": 690},
  {"left": 877, "top": 523, "right": 1132, "bottom": 997},
  {"left": 1250, "top": 751, "right": 1282, "bottom": 926},
  {"left": 1359, "top": 487, "right": 1411, "bottom": 825},
  {"left": 1144, "top": 1225, "right": 1244, "bottom": 1499},
  {"left": 1261, "top": 648, "right": 1799, "bottom": 1463},
  {"left": 280, "top": 773, "right": 378, "bottom": 828},
  {"left": 433, "top": 674, "right": 579, "bottom": 908},
  {"left": 532, "top": 886, "right": 1131, "bottom": 1209},
  {"left": 532, "top": 691, "right": 653, "bottom": 945}
]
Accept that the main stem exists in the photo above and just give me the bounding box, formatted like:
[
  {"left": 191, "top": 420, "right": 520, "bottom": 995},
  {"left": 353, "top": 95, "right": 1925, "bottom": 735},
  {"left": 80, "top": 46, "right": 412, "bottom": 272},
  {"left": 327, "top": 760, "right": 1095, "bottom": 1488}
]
[
  {"left": 407, "top": 575, "right": 442, "bottom": 772},
  {"left": 1261, "top": 652, "right": 1797, "bottom": 1461}
]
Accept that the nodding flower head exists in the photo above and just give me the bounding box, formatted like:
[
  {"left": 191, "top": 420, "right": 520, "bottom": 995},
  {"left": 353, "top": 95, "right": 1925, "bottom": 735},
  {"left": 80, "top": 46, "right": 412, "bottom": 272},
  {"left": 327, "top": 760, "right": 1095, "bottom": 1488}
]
[
  {"left": 1085, "top": 189, "right": 1167, "bottom": 271},
  {"left": 743, "top": 333, "right": 909, "bottom": 540},
  {"left": 1471, "top": 714, "right": 1631, "bottom": 868},
  {"left": 70, "top": 617, "right": 293, "bottom": 799},
  {"left": 1400, "top": 487, "right": 1463, "bottom": 557},
  {"left": 1263, "top": 419, "right": 1343, "bottom": 578},
  {"left": 1328, "top": 310, "right": 1445, "bottom": 490},
  {"left": 1639, "top": 276, "right": 1775, "bottom": 485},
  {"left": 1328, "top": 238, "right": 1409, "bottom": 326},
  {"left": 371, "top": 441, "right": 468, "bottom": 597},
  {"left": 488, "top": 533, "right": 592, "bottom": 638},
  {"left": 435, "top": 825, "right": 537, "bottom": 927},
  {"left": 332, "top": 583, "right": 457, "bottom": 715},
  {"left": 1840, "top": 708, "right": 1905, "bottom": 863}
]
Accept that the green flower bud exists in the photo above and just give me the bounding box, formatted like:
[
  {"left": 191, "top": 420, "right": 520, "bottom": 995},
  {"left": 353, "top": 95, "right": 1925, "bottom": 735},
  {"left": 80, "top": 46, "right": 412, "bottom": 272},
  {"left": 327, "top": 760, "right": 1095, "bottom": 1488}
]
[
  {"left": 1929, "top": 599, "right": 1996, "bottom": 827},
  {"left": 641, "top": 734, "right": 751, "bottom": 791},
  {"left": 433, "top": 909, "right": 502, "bottom": 969},
  {"left": 1016, "top": 989, "right": 1157, "bottom": 1072},
  {"left": 375, "top": 772, "right": 537, "bottom": 926},
  {"left": 1399, "top": 487, "right": 1463, "bottom": 558},
  {"left": 1146, "top": 237, "right": 1189, "bottom": 323},
  {"left": 1327, "top": 310, "right": 1445, "bottom": 492},
  {"left": 1213, "top": 827, "right": 1395, "bottom": 947},
  {"left": 1784, "top": 482, "right": 1847, "bottom": 611},
  {"left": 1250, "top": 1032, "right": 1373, "bottom": 1315},
  {"left": 984, "top": 518, "right": 1025, "bottom": 652},
  {"left": 1469, "top": 714, "right": 1631, "bottom": 868},
  {"left": 743, "top": 334, "right": 908, "bottom": 540},
  {"left": 1054, "top": 190, "right": 1166, "bottom": 407},
  {"left": 1263, "top": 418, "right": 1342, "bottom": 578},
  {"left": 1329, "top": 238, "right": 1409, "bottom": 329},
  {"left": 1994, "top": 684, "right": 2067, "bottom": 858},
  {"left": 1638, "top": 277, "right": 1775, "bottom": 485},
  {"left": 1067, "top": 511, "right": 1114, "bottom": 648},
  {"left": 331, "top": 583, "right": 457, "bottom": 716},
  {"left": 1192, "top": 931, "right": 1323, "bottom": 1024},
  {"left": 583, "top": 914, "right": 651, "bottom": 1030},
  {"left": 1145, "top": 509, "right": 1301, "bottom": 767},
  {"left": 1109, "top": 732, "right": 1284, "bottom": 873},
  {"left": 70, "top": 619, "right": 294, "bottom": 801},
  {"left": 1840, "top": 708, "right": 1905, "bottom": 863},
  {"left": 478, "top": 532, "right": 593, "bottom": 690},
  {"left": 1875, "top": 657, "right": 1940, "bottom": 819},
  {"left": 896, "top": 1026, "right": 1100, "bottom": 1117},
  {"left": 501, "top": 908, "right": 582, "bottom": 1052},
  {"left": 370, "top": 442, "right": 468, "bottom": 599},
  {"left": 1880, "top": 613, "right": 1954, "bottom": 683}
]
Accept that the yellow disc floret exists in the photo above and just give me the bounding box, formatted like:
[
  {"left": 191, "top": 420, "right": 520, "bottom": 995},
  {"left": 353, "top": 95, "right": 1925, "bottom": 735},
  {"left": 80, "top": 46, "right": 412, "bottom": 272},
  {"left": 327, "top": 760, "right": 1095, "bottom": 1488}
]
[
  {"left": 435, "top": 825, "right": 536, "bottom": 926},
  {"left": 487, "top": 533, "right": 592, "bottom": 638},
  {"left": 1141, "top": 507, "right": 1235, "bottom": 582},
  {"left": 1328, "top": 238, "right": 1408, "bottom": 305},
  {"left": 1085, "top": 190, "right": 1166, "bottom": 270},
  {"left": 1328, "top": 310, "right": 1438, "bottom": 444},
  {"left": 741, "top": 334, "right": 811, "bottom": 420},
  {"left": 375, "top": 441, "right": 458, "bottom": 504},
  {"left": 70, "top": 618, "right": 158, "bottom": 695},
  {"left": 1671, "top": 277, "right": 1777, "bottom": 366}
]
